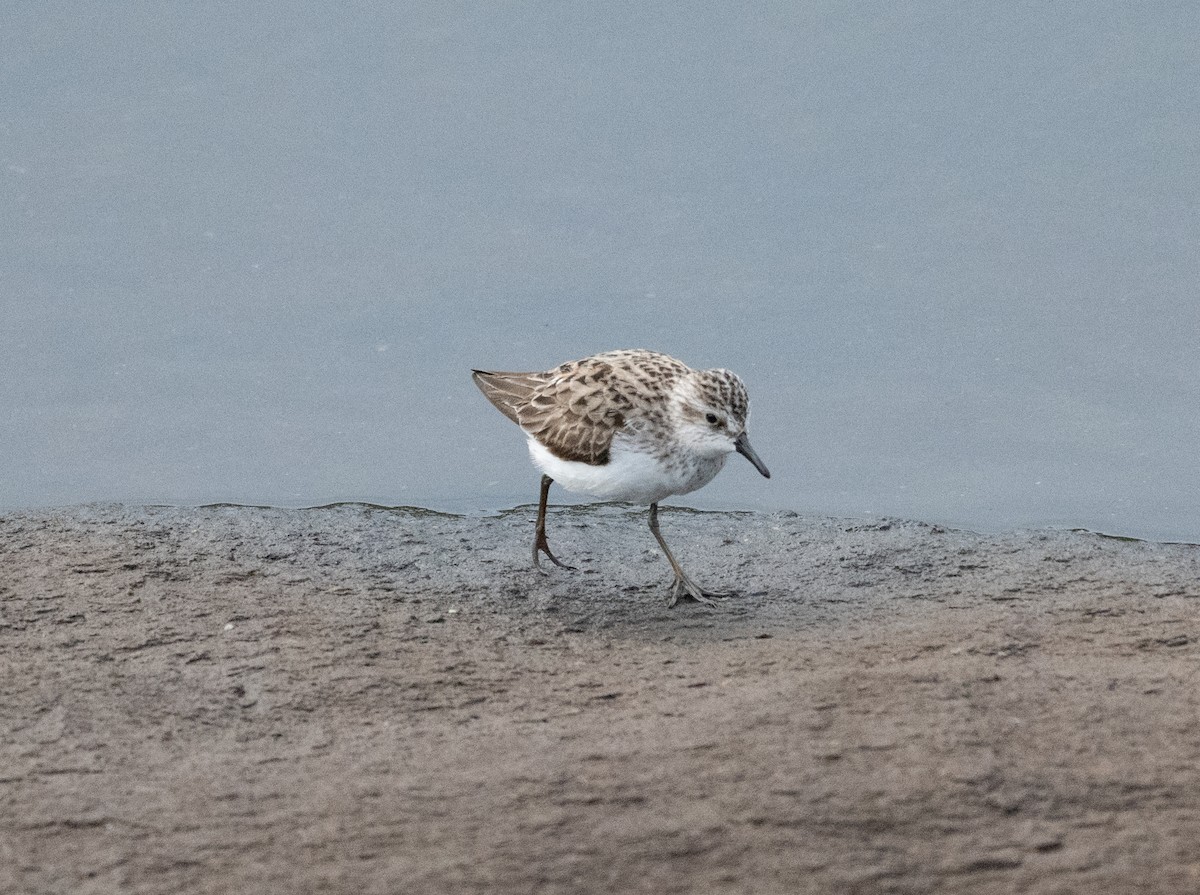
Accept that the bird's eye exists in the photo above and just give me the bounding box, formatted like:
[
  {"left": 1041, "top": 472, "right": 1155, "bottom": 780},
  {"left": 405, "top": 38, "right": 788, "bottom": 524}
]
[{"left": 705, "top": 412, "right": 720, "bottom": 426}]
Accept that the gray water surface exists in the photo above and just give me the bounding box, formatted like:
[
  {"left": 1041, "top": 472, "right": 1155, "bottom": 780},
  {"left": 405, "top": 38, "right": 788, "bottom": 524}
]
[{"left": 4, "top": 4, "right": 1198, "bottom": 541}]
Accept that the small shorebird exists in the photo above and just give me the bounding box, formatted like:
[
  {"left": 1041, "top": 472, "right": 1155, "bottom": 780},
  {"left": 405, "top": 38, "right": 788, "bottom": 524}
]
[{"left": 472, "top": 349, "right": 770, "bottom": 606}]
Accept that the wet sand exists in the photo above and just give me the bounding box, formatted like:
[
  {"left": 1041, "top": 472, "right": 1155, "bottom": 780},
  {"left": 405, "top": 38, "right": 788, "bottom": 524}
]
[{"left": 3, "top": 503, "right": 1199, "bottom": 894}]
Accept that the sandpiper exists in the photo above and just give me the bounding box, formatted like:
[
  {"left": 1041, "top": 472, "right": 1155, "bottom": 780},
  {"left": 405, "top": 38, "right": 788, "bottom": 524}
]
[{"left": 472, "top": 349, "right": 770, "bottom": 606}]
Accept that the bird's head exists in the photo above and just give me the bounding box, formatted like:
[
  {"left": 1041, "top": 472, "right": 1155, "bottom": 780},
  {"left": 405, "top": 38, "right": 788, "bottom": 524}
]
[{"left": 672, "top": 369, "right": 770, "bottom": 478}]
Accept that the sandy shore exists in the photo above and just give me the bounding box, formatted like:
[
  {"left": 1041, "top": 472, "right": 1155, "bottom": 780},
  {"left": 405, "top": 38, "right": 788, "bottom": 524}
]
[{"left": 3, "top": 503, "right": 1199, "bottom": 894}]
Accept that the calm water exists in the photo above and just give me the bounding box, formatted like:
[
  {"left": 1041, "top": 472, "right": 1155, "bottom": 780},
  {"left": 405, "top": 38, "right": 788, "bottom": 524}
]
[{"left": 4, "top": 5, "right": 1198, "bottom": 541}]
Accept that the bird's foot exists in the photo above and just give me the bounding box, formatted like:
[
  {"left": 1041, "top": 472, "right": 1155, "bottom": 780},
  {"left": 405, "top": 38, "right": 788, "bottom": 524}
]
[
  {"left": 667, "top": 573, "right": 730, "bottom": 608},
  {"left": 533, "top": 532, "right": 576, "bottom": 573}
]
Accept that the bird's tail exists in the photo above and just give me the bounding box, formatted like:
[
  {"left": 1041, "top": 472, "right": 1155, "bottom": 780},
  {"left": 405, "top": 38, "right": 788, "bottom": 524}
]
[{"left": 471, "top": 369, "right": 545, "bottom": 425}]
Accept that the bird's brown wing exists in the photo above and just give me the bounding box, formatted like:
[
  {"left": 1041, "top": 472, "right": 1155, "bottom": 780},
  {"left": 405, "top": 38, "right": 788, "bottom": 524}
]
[
  {"left": 471, "top": 365, "right": 628, "bottom": 465},
  {"left": 471, "top": 369, "right": 543, "bottom": 426}
]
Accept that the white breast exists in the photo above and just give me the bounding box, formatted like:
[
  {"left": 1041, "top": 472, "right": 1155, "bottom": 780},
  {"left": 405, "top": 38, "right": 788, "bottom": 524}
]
[{"left": 526, "top": 436, "right": 727, "bottom": 505}]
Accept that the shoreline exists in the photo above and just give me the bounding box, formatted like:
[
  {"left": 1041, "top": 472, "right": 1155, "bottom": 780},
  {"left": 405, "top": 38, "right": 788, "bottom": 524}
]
[
  {"left": 3, "top": 503, "right": 1199, "bottom": 893},
  {"left": 12, "top": 496, "right": 1200, "bottom": 548}
]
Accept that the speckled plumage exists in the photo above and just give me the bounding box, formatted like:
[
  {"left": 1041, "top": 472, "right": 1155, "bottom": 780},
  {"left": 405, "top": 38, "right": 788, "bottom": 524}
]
[
  {"left": 474, "top": 350, "right": 749, "bottom": 476},
  {"left": 472, "top": 349, "right": 770, "bottom": 607}
]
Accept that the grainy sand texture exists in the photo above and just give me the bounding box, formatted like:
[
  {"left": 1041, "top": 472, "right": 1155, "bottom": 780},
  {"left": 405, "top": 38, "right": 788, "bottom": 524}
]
[{"left": 3, "top": 504, "right": 1199, "bottom": 894}]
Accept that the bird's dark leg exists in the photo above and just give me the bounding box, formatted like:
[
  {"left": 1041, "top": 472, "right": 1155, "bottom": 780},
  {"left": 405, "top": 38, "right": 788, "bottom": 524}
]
[
  {"left": 533, "top": 475, "right": 575, "bottom": 572},
  {"left": 647, "top": 502, "right": 729, "bottom": 607}
]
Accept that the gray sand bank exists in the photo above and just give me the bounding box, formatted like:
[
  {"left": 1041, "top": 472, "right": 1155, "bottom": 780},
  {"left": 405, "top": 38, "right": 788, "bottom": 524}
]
[{"left": 2, "top": 503, "right": 1199, "bottom": 894}]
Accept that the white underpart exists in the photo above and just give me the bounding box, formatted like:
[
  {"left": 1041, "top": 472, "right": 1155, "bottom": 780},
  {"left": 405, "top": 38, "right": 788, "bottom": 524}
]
[{"left": 527, "top": 435, "right": 728, "bottom": 505}]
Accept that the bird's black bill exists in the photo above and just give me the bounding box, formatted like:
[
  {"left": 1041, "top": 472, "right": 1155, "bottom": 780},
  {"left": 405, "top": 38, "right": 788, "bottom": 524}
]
[{"left": 735, "top": 432, "right": 770, "bottom": 478}]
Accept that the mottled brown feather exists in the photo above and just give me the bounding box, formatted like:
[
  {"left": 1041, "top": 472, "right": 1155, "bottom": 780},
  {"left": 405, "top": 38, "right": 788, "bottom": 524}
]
[
  {"left": 472, "top": 350, "right": 690, "bottom": 466},
  {"left": 470, "top": 370, "right": 547, "bottom": 426}
]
